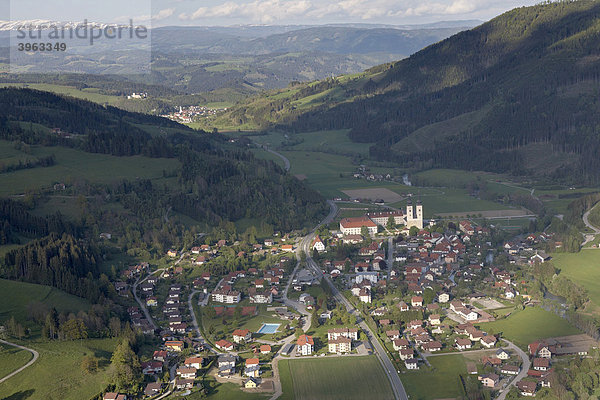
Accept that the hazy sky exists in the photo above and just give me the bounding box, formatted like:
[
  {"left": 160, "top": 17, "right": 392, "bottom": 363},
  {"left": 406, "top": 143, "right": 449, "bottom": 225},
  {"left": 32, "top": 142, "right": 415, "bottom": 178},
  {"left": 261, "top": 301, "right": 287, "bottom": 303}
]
[{"left": 5, "top": 0, "right": 542, "bottom": 26}]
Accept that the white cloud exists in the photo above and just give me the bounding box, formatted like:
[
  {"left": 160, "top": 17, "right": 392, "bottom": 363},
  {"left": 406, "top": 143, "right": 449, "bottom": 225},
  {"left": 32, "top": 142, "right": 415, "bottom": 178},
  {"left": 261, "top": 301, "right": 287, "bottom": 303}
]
[
  {"left": 154, "top": 8, "right": 176, "bottom": 21},
  {"left": 177, "top": 0, "right": 538, "bottom": 24},
  {"left": 181, "top": 0, "right": 312, "bottom": 24}
]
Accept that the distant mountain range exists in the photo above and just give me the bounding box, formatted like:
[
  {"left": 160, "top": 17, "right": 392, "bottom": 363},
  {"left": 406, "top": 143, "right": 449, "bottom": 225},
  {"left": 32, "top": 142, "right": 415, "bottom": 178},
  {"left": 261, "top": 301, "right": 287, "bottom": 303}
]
[
  {"left": 211, "top": 0, "right": 600, "bottom": 185},
  {"left": 0, "top": 21, "right": 478, "bottom": 99}
]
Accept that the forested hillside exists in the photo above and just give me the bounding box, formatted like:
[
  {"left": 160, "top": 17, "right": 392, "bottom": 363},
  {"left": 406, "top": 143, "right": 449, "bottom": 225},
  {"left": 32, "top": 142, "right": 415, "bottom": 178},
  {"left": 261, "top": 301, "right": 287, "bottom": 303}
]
[
  {"left": 216, "top": 0, "right": 600, "bottom": 185},
  {"left": 0, "top": 88, "right": 326, "bottom": 295}
]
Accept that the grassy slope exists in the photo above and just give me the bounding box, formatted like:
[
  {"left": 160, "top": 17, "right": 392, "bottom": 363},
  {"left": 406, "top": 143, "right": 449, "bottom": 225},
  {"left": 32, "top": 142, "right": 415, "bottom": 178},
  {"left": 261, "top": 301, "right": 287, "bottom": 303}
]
[
  {"left": 0, "top": 83, "right": 121, "bottom": 105},
  {"left": 477, "top": 307, "right": 580, "bottom": 349},
  {"left": 0, "top": 343, "right": 33, "bottom": 380},
  {"left": 278, "top": 356, "right": 394, "bottom": 400},
  {"left": 0, "top": 140, "right": 180, "bottom": 196},
  {"left": 0, "top": 338, "right": 117, "bottom": 400},
  {"left": 552, "top": 252, "right": 600, "bottom": 310},
  {"left": 0, "top": 279, "right": 90, "bottom": 326},
  {"left": 392, "top": 107, "right": 491, "bottom": 153}
]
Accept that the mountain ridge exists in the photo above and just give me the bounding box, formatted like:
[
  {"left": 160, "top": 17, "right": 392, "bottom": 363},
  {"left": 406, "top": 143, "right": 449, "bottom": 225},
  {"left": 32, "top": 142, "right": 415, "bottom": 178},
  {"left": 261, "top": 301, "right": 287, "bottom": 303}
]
[{"left": 212, "top": 0, "right": 600, "bottom": 184}]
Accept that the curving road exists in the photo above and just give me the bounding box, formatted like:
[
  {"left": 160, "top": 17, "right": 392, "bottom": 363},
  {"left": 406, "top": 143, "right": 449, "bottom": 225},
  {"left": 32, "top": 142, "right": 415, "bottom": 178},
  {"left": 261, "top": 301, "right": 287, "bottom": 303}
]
[
  {"left": 582, "top": 203, "right": 600, "bottom": 246},
  {"left": 496, "top": 339, "right": 530, "bottom": 400},
  {"left": 0, "top": 339, "right": 39, "bottom": 384},
  {"left": 264, "top": 147, "right": 290, "bottom": 172}
]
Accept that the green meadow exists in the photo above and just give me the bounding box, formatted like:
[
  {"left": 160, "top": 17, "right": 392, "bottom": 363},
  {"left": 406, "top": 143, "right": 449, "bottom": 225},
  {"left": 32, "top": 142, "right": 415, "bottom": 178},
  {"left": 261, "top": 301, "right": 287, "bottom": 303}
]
[
  {"left": 0, "top": 279, "right": 90, "bottom": 326},
  {"left": 477, "top": 307, "right": 580, "bottom": 349},
  {"left": 553, "top": 252, "right": 600, "bottom": 312},
  {"left": 0, "top": 338, "right": 117, "bottom": 400},
  {"left": 0, "top": 343, "right": 33, "bottom": 380},
  {"left": 0, "top": 140, "right": 180, "bottom": 196}
]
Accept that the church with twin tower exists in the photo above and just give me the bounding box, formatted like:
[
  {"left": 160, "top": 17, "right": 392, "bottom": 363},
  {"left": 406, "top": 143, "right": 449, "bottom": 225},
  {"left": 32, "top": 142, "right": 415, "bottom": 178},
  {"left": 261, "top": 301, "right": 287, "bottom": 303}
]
[{"left": 405, "top": 199, "right": 423, "bottom": 230}]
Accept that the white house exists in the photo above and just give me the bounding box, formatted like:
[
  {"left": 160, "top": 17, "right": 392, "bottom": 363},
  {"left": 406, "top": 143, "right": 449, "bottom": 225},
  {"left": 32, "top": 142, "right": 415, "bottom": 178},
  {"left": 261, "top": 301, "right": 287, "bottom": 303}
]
[
  {"left": 405, "top": 359, "right": 419, "bottom": 370},
  {"left": 297, "top": 335, "right": 314, "bottom": 355},
  {"left": 312, "top": 236, "right": 326, "bottom": 252}
]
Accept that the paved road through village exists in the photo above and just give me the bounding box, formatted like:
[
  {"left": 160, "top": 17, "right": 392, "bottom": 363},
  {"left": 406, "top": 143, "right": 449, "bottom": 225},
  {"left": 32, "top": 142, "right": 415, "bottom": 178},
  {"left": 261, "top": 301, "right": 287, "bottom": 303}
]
[{"left": 299, "top": 200, "right": 409, "bottom": 400}]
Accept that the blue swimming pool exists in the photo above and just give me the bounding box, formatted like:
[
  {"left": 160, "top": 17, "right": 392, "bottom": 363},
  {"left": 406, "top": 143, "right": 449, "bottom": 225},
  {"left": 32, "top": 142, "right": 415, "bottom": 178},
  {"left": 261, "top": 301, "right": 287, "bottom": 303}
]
[{"left": 257, "top": 323, "right": 280, "bottom": 334}]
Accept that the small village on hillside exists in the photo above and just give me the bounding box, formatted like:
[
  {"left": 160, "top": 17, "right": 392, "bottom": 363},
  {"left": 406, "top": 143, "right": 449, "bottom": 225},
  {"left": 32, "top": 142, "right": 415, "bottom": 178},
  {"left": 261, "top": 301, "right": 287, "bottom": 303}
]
[{"left": 99, "top": 200, "right": 598, "bottom": 400}]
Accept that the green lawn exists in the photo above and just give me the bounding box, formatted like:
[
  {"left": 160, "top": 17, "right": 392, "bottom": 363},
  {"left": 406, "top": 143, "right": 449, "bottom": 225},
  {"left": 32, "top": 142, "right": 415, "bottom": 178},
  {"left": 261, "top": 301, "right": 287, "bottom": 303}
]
[
  {"left": 0, "top": 338, "right": 117, "bottom": 400},
  {"left": 278, "top": 356, "right": 394, "bottom": 400},
  {"left": 553, "top": 252, "right": 600, "bottom": 309},
  {"left": 401, "top": 354, "right": 467, "bottom": 400},
  {"left": 0, "top": 279, "right": 90, "bottom": 325},
  {"left": 0, "top": 343, "right": 33, "bottom": 380},
  {"left": 477, "top": 306, "right": 580, "bottom": 349},
  {"left": 0, "top": 141, "right": 181, "bottom": 196}
]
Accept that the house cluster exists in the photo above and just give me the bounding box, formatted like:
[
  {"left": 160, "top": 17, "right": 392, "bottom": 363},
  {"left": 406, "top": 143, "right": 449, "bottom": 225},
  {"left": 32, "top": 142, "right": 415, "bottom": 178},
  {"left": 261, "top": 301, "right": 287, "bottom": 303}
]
[
  {"left": 121, "top": 262, "right": 150, "bottom": 281},
  {"left": 210, "top": 263, "right": 287, "bottom": 305},
  {"left": 127, "top": 306, "right": 154, "bottom": 335},
  {"left": 502, "top": 232, "right": 555, "bottom": 264},
  {"left": 453, "top": 322, "right": 497, "bottom": 349},
  {"left": 141, "top": 344, "right": 206, "bottom": 395},
  {"left": 161, "top": 105, "right": 227, "bottom": 123},
  {"left": 511, "top": 338, "right": 592, "bottom": 396},
  {"left": 473, "top": 348, "right": 522, "bottom": 390}
]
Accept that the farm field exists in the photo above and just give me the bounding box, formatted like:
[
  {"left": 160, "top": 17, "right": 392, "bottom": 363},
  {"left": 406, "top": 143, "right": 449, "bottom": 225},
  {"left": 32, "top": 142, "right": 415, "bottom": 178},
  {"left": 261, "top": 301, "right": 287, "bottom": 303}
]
[
  {"left": 0, "top": 343, "right": 33, "bottom": 380},
  {"left": 401, "top": 354, "right": 469, "bottom": 400},
  {"left": 0, "top": 141, "right": 181, "bottom": 196},
  {"left": 0, "top": 279, "right": 90, "bottom": 326},
  {"left": 389, "top": 187, "right": 512, "bottom": 216},
  {"left": 278, "top": 356, "right": 394, "bottom": 400},
  {"left": 477, "top": 306, "right": 580, "bottom": 349},
  {"left": 413, "top": 169, "right": 508, "bottom": 188},
  {"left": 248, "top": 129, "right": 369, "bottom": 156},
  {"left": 0, "top": 338, "right": 117, "bottom": 400},
  {"left": 553, "top": 252, "right": 600, "bottom": 310},
  {"left": 281, "top": 150, "right": 396, "bottom": 198}
]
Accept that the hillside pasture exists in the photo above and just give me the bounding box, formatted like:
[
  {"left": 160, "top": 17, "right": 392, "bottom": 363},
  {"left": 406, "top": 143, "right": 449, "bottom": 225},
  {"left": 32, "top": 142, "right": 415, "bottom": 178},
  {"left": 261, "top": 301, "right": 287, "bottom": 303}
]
[
  {"left": 0, "top": 141, "right": 181, "bottom": 196},
  {"left": 0, "top": 83, "right": 121, "bottom": 105},
  {"left": 552, "top": 252, "right": 600, "bottom": 312},
  {"left": 0, "top": 279, "right": 90, "bottom": 326},
  {"left": 0, "top": 338, "right": 117, "bottom": 400},
  {"left": 0, "top": 343, "right": 33, "bottom": 381}
]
